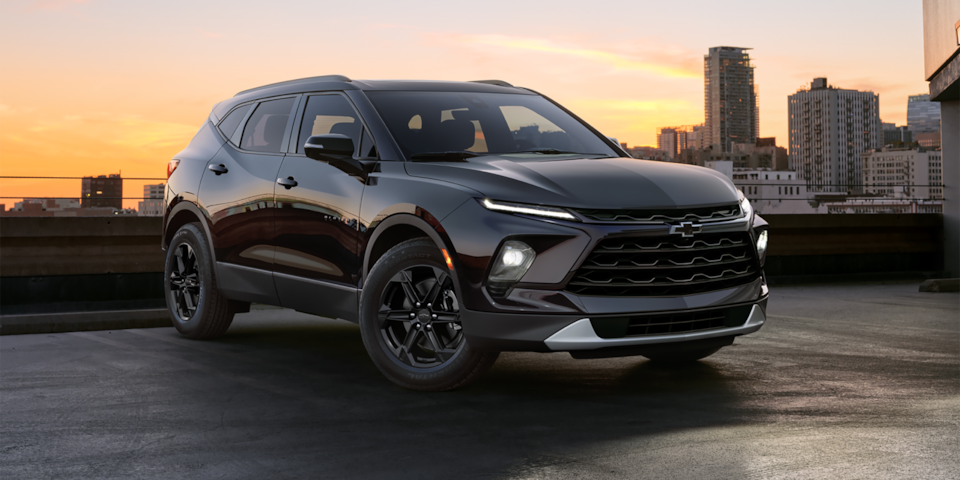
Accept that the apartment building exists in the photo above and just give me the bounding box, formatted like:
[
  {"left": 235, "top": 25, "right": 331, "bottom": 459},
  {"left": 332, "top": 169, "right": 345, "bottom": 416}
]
[
  {"left": 861, "top": 147, "right": 943, "bottom": 200},
  {"left": 788, "top": 78, "right": 882, "bottom": 193}
]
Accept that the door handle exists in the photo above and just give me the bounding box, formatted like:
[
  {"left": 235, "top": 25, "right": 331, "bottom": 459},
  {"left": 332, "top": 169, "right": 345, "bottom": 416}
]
[
  {"left": 277, "top": 176, "right": 298, "bottom": 189},
  {"left": 208, "top": 164, "right": 228, "bottom": 175}
]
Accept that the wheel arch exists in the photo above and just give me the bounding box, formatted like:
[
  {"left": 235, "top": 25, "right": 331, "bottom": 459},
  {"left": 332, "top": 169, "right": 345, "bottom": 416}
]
[
  {"left": 362, "top": 213, "right": 461, "bottom": 294},
  {"left": 163, "top": 201, "right": 216, "bottom": 259}
]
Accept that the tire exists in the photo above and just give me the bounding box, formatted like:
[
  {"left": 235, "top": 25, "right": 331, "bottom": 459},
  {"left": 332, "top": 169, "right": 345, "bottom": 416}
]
[
  {"left": 642, "top": 347, "right": 722, "bottom": 363},
  {"left": 359, "top": 238, "right": 499, "bottom": 391},
  {"left": 164, "top": 223, "right": 235, "bottom": 340}
]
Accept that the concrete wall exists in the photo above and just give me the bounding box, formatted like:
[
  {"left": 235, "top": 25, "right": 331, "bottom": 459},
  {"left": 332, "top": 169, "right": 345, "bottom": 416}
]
[
  {"left": 763, "top": 213, "right": 944, "bottom": 282},
  {"left": 0, "top": 217, "right": 164, "bottom": 315},
  {"left": 922, "top": 0, "right": 959, "bottom": 81},
  {"left": 0, "top": 217, "right": 163, "bottom": 277},
  {"left": 941, "top": 101, "right": 959, "bottom": 277}
]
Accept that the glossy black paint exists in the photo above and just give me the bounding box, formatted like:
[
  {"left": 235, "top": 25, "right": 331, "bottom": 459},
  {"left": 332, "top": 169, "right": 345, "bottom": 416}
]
[
  {"left": 272, "top": 155, "right": 364, "bottom": 320},
  {"left": 164, "top": 76, "right": 768, "bottom": 351},
  {"left": 405, "top": 155, "right": 738, "bottom": 210}
]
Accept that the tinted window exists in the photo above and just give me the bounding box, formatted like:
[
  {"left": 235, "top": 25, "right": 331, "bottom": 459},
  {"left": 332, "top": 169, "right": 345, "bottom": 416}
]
[
  {"left": 297, "top": 95, "right": 363, "bottom": 156},
  {"left": 240, "top": 97, "right": 295, "bottom": 153},
  {"left": 217, "top": 104, "right": 251, "bottom": 141},
  {"left": 366, "top": 92, "right": 617, "bottom": 159}
]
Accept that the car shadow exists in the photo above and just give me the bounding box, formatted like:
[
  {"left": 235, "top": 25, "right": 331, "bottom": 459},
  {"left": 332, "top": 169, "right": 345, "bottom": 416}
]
[{"left": 176, "top": 317, "right": 757, "bottom": 478}]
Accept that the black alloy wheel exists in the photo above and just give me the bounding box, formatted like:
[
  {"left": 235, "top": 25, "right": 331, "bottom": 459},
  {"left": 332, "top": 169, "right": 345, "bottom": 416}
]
[
  {"left": 164, "top": 223, "right": 236, "bottom": 340},
  {"left": 379, "top": 266, "right": 463, "bottom": 368},
  {"left": 169, "top": 243, "right": 202, "bottom": 321},
  {"left": 359, "top": 238, "right": 499, "bottom": 391}
]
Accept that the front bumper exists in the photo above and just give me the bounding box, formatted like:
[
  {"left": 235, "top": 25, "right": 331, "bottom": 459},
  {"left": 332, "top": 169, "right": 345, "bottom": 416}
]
[
  {"left": 543, "top": 304, "right": 765, "bottom": 351},
  {"left": 461, "top": 295, "right": 768, "bottom": 352}
]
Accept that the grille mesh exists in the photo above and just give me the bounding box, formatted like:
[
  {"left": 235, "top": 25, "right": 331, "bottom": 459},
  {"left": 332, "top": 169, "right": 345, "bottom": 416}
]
[
  {"left": 572, "top": 204, "right": 741, "bottom": 223},
  {"left": 590, "top": 305, "right": 753, "bottom": 338},
  {"left": 567, "top": 232, "right": 760, "bottom": 297}
]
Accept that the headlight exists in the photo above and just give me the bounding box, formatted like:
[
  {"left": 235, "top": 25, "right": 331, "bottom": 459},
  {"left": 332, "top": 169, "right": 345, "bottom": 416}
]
[
  {"left": 480, "top": 198, "right": 577, "bottom": 221},
  {"left": 489, "top": 240, "right": 536, "bottom": 283},
  {"left": 756, "top": 230, "right": 768, "bottom": 257},
  {"left": 738, "top": 190, "right": 754, "bottom": 222}
]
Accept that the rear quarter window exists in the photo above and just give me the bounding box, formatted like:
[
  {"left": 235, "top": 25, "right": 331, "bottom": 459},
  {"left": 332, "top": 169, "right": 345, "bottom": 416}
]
[{"left": 217, "top": 104, "right": 251, "bottom": 141}]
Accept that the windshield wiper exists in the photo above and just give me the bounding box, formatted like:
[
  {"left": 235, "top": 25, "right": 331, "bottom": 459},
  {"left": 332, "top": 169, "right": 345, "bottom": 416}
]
[
  {"left": 503, "top": 148, "right": 614, "bottom": 157},
  {"left": 409, "top": 151, "right": 481, "bottom": 162}
]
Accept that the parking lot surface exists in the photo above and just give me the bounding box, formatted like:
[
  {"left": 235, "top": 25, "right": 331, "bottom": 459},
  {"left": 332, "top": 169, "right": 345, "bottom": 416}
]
[{"left": 2, "top": 283, "right": 958, "bottom": 479}]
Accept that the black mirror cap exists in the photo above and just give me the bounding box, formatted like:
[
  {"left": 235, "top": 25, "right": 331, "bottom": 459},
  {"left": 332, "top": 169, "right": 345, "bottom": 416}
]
[{"left": 304, "top": 134, "right": 355, "bottom": 160}]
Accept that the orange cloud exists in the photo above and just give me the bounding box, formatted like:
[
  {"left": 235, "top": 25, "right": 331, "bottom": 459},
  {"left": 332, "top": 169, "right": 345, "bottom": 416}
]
[{"left": 440, "top": 34, "right": 701, "bottom": 79}]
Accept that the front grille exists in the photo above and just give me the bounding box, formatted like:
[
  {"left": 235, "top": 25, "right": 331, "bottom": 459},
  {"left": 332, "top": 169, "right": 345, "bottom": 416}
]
[
  {"left": 590, "top": 305, "right": 753, "bottom": 338},
  {"left": 567, "top": 232, "right": 760, "bottom": 297},
  {"left": 572, "top": 203, "right": 741, "bottom": 223}
]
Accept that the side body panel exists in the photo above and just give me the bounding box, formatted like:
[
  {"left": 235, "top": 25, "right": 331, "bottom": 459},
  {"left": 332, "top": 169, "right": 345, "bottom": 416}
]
[
  {"left": 198, "top": 145, "right": 284, "bottom": 304},
  {"left": 163, "top": 121, "right": 225, "bottom": 248},
  {"left": 272, "top": 156, "right": 365, "bottom": 320}
]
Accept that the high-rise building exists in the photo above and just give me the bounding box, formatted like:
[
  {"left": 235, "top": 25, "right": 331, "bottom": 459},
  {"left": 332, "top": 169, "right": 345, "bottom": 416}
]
[
  {"left": 81, "top": 174, "right": 122, "bottom": 210},
  {"left": 138, "top": 183, "right": 165, "bottom": 216},
  {"left": 788, "top": 78, "right": 882, "bottom": 192},
  {"left": 704, "top": 46, "right": 758, "bottom": 152},
  {"left": 906, "top": 93, "right": 941, "bottom": 133}
]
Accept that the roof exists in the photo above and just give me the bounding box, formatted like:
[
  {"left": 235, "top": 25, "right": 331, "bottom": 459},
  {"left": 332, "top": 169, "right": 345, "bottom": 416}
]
[
  {"left": 233, "top": 75, "right": 527, "bottom": 97},
  {"left": 213, "top": 76, "right": 532, "bottom": 120}
]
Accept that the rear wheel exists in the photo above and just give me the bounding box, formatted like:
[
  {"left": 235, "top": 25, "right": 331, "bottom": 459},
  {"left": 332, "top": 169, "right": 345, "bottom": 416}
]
[
  {"left": 359, "top": 238, "right": 499, "bottom": 391},
  {"left": 164, "top": 223, "right": 235, "bottom": 339}
]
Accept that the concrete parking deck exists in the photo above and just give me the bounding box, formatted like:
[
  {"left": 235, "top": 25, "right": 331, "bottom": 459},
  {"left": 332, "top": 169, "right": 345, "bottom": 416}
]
[{"left": 2, "top": 283, "right": 958, "bottom": 479}]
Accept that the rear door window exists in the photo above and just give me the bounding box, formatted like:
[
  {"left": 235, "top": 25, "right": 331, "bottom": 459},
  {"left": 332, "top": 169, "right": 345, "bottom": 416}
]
[
  {"left": 240, "top": 97, "right": 296, "bottom": 153},
  {"left": 296, "top": 95, "right": 366, "bottom": 156}
]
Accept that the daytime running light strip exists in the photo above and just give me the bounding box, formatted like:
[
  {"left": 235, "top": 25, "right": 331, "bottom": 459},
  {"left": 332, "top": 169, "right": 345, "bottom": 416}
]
[{"left": 482, "top": 199, "right": 576, "bottom": 220}]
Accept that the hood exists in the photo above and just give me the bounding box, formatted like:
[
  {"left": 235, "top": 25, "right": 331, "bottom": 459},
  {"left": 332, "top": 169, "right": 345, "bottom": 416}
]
[{"left": 404, "top": 155, "right": 740, "bottom": 209}]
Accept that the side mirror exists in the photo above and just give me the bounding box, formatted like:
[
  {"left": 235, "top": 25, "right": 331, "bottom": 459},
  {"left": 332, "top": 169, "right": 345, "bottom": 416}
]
[
  {"left": 304, "top": 134, "right": 355, "bottom": 159},
  {"left": 303, "top": 134, "right": 367, "bottom": 179}
]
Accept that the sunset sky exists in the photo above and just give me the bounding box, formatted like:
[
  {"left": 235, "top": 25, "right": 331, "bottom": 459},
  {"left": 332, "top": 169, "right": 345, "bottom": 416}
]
[{"left": 0, "top": 0, "right": 928, "bottom": 209}]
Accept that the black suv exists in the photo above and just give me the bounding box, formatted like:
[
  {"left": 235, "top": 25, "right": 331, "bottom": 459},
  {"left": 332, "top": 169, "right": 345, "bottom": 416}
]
[{"left": 162, "top": 75, "right": 770, "bottom": 391}]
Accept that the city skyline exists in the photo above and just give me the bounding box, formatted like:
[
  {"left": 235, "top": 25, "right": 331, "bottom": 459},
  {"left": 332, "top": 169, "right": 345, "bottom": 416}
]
[{"left": 0, "top": 0, "right": 929, "bottom": 207}]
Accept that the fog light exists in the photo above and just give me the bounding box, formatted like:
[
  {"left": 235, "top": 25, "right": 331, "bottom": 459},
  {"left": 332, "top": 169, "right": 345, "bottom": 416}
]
[
  {"left": 489, "top": 241, "right": 536, "bottom": 283},
  {"left": 756, "top": 230, "right": 768, "bottom": 256}
]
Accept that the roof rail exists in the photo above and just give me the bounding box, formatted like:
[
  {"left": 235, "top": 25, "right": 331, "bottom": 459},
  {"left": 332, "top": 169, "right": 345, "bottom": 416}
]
[
  {"left": 469, "top": 79, "right": 514, "bottom": 87},
  {"left": 235, "top": 75, "right": 352, "bottom": 97}
]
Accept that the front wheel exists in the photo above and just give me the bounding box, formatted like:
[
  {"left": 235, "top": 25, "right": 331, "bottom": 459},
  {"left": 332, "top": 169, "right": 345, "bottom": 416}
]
[{"left": 359, "top": 238, "right": 499, "bottom": 391}]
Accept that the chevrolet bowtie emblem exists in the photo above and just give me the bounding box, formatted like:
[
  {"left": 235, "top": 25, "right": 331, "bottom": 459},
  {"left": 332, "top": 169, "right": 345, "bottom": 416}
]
[{"left": 670, "top": 222, "right": 703, "bottom": 237}]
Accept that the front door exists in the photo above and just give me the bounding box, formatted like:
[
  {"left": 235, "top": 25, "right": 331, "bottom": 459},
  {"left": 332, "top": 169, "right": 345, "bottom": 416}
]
[
  {"left": 272, "top": 93, "right": 374, "bottom": 321},
  {"left": 199, "top": 95, "right": 298, "bottom": 305}
]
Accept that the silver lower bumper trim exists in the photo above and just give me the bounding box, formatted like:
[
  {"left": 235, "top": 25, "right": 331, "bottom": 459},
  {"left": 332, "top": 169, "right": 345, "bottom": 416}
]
[{"left": 543, "top": 305, "right": 766, "bottom": 351}]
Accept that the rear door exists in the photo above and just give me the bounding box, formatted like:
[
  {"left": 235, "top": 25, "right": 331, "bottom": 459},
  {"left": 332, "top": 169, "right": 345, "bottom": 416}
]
[
  {"left": 199, "top": 95, "right": 298, "bottom": 305},
  {"left": 272, "top": 93, "right": 374, "bottom": 321}
]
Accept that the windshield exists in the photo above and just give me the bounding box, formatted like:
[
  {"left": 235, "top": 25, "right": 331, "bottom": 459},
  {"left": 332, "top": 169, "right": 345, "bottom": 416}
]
[{"left": 365, "top": 91, "right": 618, "bottom": 160}]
